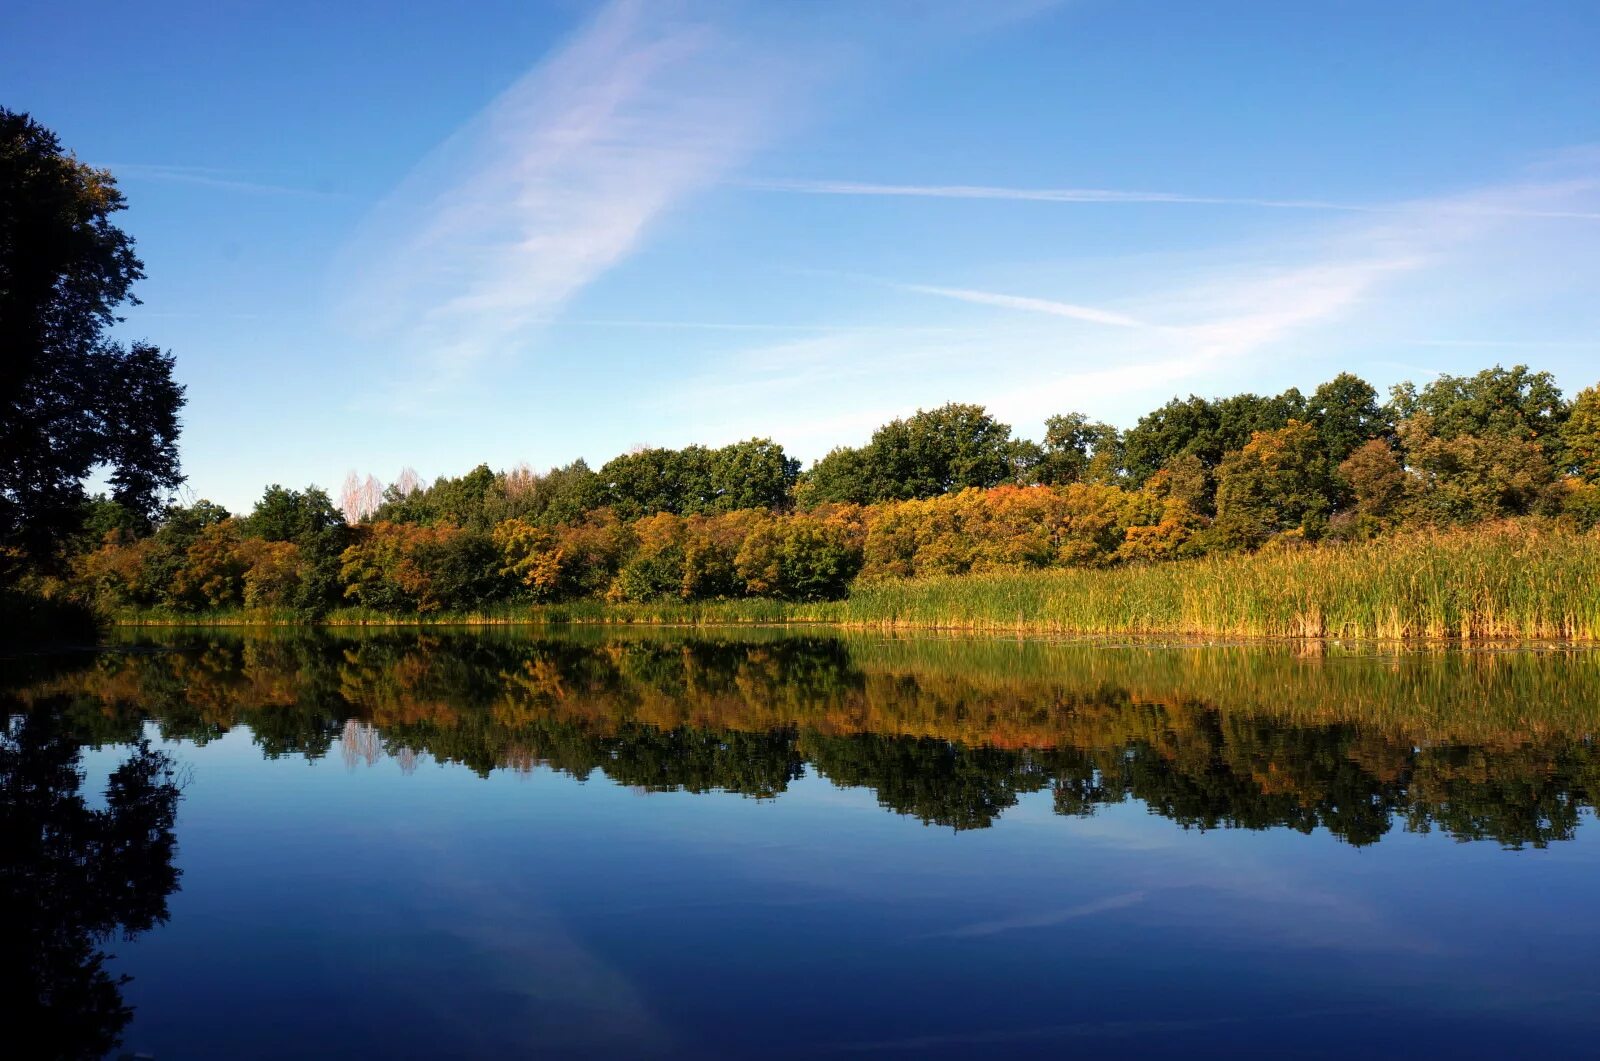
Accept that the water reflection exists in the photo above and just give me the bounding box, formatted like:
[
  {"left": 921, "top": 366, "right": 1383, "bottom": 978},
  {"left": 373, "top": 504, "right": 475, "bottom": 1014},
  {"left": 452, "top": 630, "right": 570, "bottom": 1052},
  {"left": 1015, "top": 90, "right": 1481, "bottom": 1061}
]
[
  {"left": 0, "top": 705, "right": 182, "bottom": 1060},
  {"left": 7, "top": 628, "right": 1598, "bottom": 848}
]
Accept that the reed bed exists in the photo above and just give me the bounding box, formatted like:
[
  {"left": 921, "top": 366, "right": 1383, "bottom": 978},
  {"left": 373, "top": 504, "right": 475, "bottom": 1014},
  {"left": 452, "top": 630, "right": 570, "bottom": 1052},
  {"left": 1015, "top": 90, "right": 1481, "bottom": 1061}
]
[{"left": 838, "top": 524, "right": 1600, "bottom": 641}]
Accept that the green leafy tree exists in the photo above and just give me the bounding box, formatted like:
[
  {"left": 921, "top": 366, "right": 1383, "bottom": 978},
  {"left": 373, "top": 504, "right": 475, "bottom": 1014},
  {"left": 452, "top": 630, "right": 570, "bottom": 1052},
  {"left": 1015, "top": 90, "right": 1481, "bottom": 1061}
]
[
  {"left": 0, "top": 109, "right": 185, "bottom": 565},
  {"left": 1400, "top": 417, "right": 1556, "bottom": 523},
  {"left": 417, "top": 528, "right": 508, "bottom": 610},
  {"left": 495, "top": 460, "right": 604, "bottom": 526},
  {"left": 245, "top": 484, "right": 350, "bottom": 615},
  {"left": 1390, "top": 364, "right": 1568, "bottom": 455},
  {"left": 801, "top": 404, "right": 1022, "bottom": 506},
  {"left": 608, "top": 513, "right": 688, "bottom": 602},
  {"left": 709, "top": 438, "right": 799, "bottom": 512},
  {"left": 1336, "top": 439, "right": 1410, "bottom": 524},
  {"left": 796, "top": 446, "right": 874, "bottom": 506},
  {"left": 875, "top": 403, "right": 1019, "bottom": 499},
  {"left": 1123, "top": 389, "right": 1305, "bottom": 507},
  {"left": 597, "top": 446, "right": 715, "bottom": 520},
  {"left": 1561, "top": 385, "right": 1600, "bottom": 484},
  {"left": 1212, "top": 421, "right": 1331, "bottom": 548},
  {"left": 735, "top": 514, "right": 863, "bottom": 600},
  {"left": 1305, "top": 372, "right": 1392, "bottom": 464},
  {"left": 1034, "top": 413, "right": 1124, "bottom": 485},
  {"left": 246, "top": 485, "right": 343, "bottom": 543},
  {"left": 129, "top": 501, "right": 232, "bottom": 607},
  {"left": 73, "top": 494, "right": 148, "bottom": 548},
  {"left": 371, "top": 464, "right": 501, "bottom": 529}
]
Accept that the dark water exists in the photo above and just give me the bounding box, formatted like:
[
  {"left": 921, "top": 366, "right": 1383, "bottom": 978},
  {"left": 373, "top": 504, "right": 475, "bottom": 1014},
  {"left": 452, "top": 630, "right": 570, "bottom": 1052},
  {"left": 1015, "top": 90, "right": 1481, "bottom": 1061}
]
[{"left": 6, "top": 628, "right": 1600, "bottom": 1059}]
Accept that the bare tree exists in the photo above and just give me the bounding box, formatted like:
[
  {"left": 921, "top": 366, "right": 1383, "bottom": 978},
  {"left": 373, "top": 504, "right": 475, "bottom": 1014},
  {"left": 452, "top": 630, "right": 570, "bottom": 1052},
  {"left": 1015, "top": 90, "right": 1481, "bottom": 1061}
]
[
  {"left": 503, "top": 462, "right": 538, "bottom": 499},
  {"left": 338, "top": 471, "right": 364, "bottom": 522},
  {"left": 339, "top": 470, "right": 388, "bottom": 522},
  {"left": 340, "top": 720, "right": 383, "bottom": 768},
  {"left": 360, "top": 474, "right": 383, "bottom": 518}
]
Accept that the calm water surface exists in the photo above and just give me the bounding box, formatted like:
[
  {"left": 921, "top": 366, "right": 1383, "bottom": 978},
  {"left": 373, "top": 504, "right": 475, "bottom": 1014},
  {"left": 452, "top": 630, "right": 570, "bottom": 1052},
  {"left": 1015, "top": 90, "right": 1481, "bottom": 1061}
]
[{"left": 6, "top": 627, "right": 1600, "bottom": 1059}]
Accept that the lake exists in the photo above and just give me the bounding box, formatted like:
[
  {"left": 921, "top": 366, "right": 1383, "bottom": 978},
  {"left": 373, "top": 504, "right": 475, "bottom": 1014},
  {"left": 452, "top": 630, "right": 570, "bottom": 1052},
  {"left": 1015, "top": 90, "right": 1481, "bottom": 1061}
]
[{"left": 6, "top": 627, "right": 1600, "bottom": 1059}]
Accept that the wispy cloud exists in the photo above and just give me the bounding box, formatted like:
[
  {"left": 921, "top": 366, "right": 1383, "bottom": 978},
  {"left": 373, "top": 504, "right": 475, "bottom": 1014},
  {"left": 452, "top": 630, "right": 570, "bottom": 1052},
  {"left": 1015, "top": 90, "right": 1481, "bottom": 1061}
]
[
  {"left": 740, "top": 176, "right": 1600, "bottom": 221},
  {"left": 895, "top": 283, "right": 1144, "bottom": 327},
  {"left": 927, "top": 891, "right": 1147, "bottom": 939},
  {"left": 103, "top": 163, "right": 349, "bottom": 199},
  {"left": 333, "top": 0, "right": 805, "bottom": 393},
  {"left": 534, "top": 317, "right": 966, "bottom": 334},
  {"left": 1408, "top": 338, "right": 1600, "bottom": 349},
  {"left": 666, "top": 165, "right": 1600, "bottom": 454},
  {"left": 740, "top": 177, "right": 1379, "bottom": 212}
]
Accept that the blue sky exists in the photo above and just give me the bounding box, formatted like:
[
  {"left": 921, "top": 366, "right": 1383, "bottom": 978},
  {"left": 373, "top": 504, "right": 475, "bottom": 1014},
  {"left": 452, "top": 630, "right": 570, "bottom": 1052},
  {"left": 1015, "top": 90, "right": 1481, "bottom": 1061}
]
[{"left": 5, "top": 0, "right": 1598, "bottom": 511}]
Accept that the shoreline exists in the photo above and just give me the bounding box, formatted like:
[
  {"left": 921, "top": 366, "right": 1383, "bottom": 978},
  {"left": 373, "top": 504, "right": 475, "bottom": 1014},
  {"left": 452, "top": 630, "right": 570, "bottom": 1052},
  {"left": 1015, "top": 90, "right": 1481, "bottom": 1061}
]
[
  {"left": 104, "top": 612, "right": 1600, "bottom": 649},
  {"left": 88, "top": 525, "right": 1600, "bottom": 644}
]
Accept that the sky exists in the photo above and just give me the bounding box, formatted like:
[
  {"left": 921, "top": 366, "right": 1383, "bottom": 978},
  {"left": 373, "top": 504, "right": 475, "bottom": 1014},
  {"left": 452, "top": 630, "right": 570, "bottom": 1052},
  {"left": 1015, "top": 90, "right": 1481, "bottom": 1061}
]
[{"left": 4, "top": 0, "right": 1599, "bottom": 511}]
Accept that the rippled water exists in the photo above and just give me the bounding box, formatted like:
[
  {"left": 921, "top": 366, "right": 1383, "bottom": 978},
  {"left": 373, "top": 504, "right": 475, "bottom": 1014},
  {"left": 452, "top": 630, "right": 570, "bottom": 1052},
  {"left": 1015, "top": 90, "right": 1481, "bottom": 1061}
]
[{"left": 6, "top": 627, "right": 1600, "bottom": 1059}]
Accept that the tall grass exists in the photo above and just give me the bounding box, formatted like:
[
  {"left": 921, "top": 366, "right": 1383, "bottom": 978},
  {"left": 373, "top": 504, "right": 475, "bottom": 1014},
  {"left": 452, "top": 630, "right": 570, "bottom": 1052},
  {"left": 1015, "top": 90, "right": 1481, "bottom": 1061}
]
[{"left": 839, "top": 524, "right": 1600, "bottom": 641}]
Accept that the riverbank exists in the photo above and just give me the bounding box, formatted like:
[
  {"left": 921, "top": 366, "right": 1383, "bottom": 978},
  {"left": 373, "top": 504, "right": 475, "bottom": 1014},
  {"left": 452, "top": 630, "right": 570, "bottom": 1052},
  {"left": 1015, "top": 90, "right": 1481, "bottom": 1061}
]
[{"left": 105, "top": 525, "right": 1600, "bottom": 641}]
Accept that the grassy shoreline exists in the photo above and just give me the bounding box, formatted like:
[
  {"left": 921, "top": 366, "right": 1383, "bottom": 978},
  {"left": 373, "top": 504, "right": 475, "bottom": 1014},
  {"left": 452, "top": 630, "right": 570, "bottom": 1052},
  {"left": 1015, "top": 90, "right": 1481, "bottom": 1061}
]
[{"left": 107, "top": 526, "right": 1600, "bottom": 642}]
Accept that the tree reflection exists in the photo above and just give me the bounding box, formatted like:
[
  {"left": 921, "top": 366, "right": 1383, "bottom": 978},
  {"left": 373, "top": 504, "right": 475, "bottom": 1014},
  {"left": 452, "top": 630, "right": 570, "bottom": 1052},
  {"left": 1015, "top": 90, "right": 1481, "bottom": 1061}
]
[
  {"left": 8, "top": 627, "right": 1600, "bottom": 849},
  {"left": 0, "top": 706, "right": 183, "bottom": 1060}
]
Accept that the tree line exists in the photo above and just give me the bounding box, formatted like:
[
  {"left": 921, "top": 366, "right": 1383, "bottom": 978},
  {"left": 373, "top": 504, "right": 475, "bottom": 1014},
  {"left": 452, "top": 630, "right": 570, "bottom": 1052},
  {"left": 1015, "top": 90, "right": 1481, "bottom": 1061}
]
[{"left": 52, "top": 362, "right": 1600, "bottom": 617}]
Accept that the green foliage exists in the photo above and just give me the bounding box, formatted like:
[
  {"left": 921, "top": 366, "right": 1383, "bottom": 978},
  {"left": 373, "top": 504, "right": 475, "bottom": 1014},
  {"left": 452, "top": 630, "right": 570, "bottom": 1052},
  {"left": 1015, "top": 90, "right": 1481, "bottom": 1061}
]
[
  {"left": 497, "top": 460, "right": 605, "bottom": 526},
  {"left": 796, "top": 445, "right": 874, "bottom": 505},
  {"left": 596, "top": 447, "right": 710, "bottom": 521},
  {"left": 591, "top": 439, "right": 799, "bottom": 520},
  {"left": 1390, "top": 364, "right": 1568, "bottom": 454},
  {"left": 735, "top": 513, "right": 863, "bottom": 601},
  {"left": 372, "top": 464, "right": 500, "bottom": 529},
  {"left": 1212, "top": 421, "right": 1332, "bottom": 549},
  {"left": 609, "top": 514, "right": 689, "bottom": 602},
  {"left": 127, "top": 502, "right": 234, "bottom": 609},
  {"left": 339, "top": 522, "right": 512, "bottom": 613},
  {"left": 246, "top": 484, "right": 343, "bottom": 542},
  {"left": 1305, "top": 372, "right": 1393, "bottom": 464},
  {"left": 1033, "top": 413, "right": 1124, "bottom": 485},
  {"left": 420, "top": 528, "right": 507, "bottom": 611},
  {"left": 241, "top": 485, "right": 349, "bottom": 615},
  {"left": 1561, "top": 385, "right": 1600, "bottom": 483},
  {"left": 74, "top": 495, "right": 149, "bottom": 548},
  {"left": 1122, "top": 388, "right": 1307, "bottom": 508},
  {"left": 799, "top": 403, "right": 1021, "bottom": 505},
  {"left": 870, "top": 403, "right": 1020, "bottom": 499},
  {"left": 1332, "top": 439, "right": 1409, "bottom": 539},
  {"left": 1400, "top": 417, "right": 1557, "bottom": 523},
  {"left": 1559, "top": 480, "right": 1600, "bottom": 531},
  {"left": 709, "top": 438, "right": 800, "bottom": 512}
]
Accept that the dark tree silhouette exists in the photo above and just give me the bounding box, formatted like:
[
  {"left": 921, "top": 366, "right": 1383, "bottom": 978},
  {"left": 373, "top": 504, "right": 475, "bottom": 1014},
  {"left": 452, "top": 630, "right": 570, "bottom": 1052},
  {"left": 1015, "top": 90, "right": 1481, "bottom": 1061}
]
[
  {"left": 0, "top": 708, "right": 183, "bottom": 1060},
  {"left": 0, "top": 108, "right": 185, "bottom": 567}
]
